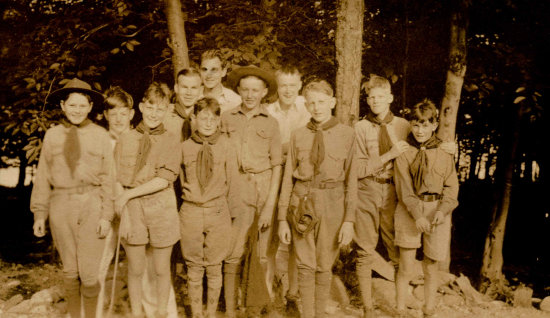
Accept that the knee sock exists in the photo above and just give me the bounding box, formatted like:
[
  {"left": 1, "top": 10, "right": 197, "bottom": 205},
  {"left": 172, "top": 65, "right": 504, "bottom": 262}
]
[
  {"left": 223, "top": 263, "right": 240, "bottom": 318},
  {"left": 314, "top": 271, "right": 332, "bottom": 318},
  {"left": 297, "top": 268, "right": 315, "bottom": 318},
  {"left": 187, "top": 266, "right": 205, "bottom": 318},
  {"left": 64, "top": 277, "right": 82, "bottom": 318},
  {"left": 206, "top": 265, "right": 223, "bottom": 317},
  {"left": 81, "top": 282, "right": 100, "bottom": 318},
  {"left": 356, "top": 254, "right": 374, "bottom": 310}
]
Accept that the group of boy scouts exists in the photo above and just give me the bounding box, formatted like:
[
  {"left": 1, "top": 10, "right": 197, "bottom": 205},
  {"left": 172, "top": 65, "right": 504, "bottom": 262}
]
[{"left": 30, "top": 48, "right": 459, "bottom": 318}]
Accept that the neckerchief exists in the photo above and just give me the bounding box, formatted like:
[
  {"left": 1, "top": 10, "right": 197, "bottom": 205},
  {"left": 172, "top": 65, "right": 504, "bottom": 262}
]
[
  {"left": 366, "top": 111, "right": 394, "bottom": 155},
  {"left": 134, "top": 121, "right": 166, "bottom": 180},
  {"left": 306, "top": 116, "right": 339, "bottom": 176},
  {"left": 407, "top": 133, "right": 442, "bottom": 193},
  {"left": 61, "top": 118, "right": 91, "bottom": 176},
  {"left": 191, "top": 130, "right": 221, "bottom": 193},
  {"left": 174, "top": 101, "right": 193, "bottom": 141}
]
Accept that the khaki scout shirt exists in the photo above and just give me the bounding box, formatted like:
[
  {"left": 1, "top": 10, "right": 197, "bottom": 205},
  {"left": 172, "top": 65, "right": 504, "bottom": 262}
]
[
  {"left": 394, "top": 147, "right": 459, "bottom": 220},
  {"left": 30, "top": 123, "right": 116, "bottom": 222},
  {"left": 164, "top": 102, "right": 193, "bottom": 142},
  {"left": 180, "top": 134, "right": 237, "bottom": 204},
  {"left": 115, "top": 129, "right": 181, "bottom": 187},
  {"left": 221, "top": 104, "right": 282, "bottom": 174},
  {"left": 354, "top": 116, "right": 410, "bottom": 179},
  {"left": 278, "top": 123, "right": 358, "bottom": 223}
]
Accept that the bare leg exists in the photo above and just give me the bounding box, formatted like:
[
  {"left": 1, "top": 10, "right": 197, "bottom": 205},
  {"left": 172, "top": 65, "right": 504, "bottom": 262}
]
[
  {"left": 423, "top": 257, "right": 438, "bottom": 315},
  {"left": 152, "top": 245, "right": 174, "bottom": 317},
  {"left": 395, "top": 247, "right": 416, "bottom": 311},
  {"left": 125, "top": 244, "right": 147, "bottom": 316}
]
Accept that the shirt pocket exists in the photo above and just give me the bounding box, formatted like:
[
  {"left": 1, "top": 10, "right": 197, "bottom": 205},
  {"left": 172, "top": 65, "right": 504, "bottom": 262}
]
[
  {"left": 183, "top": 156, "right": 197, "bottom": 183},
  {"left": 84, "top": 146, "right": 104, "bottom": 175},
  {"left": 250, "top": 127, "right": 271, "bottom": 160},
  {"left": 430, "top": 161, "right": 447, "bottom": 190},
  {"left": 327, "top": 150, "right": 347, "bottom": 173}
]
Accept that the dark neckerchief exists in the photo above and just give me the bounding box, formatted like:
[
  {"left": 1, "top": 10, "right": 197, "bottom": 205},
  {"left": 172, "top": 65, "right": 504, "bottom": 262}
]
[
  {"left": 306, "top": 116, "right": 339, "bottom": 176},
  {"left": 366, "top": 111, "right": 394, "bottom": 155},
  {"left": 191, "top": 130, "right": 221, "bottom": 193},
  {"left": 61, "top": 118, "right": 91, "bottom": 176},
  {"left": 174, "top": 101, "right": 193, "bottom": 141},
  {"left": 407, "top": 133, "right": 442, "bottom": 194},
  {"left": 134, "top": 121, "right": 166, "bottom": 181}
]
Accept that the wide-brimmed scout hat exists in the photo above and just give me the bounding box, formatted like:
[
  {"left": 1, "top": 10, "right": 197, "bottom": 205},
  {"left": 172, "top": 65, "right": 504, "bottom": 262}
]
[
  {"left": 48, "top": 78, "right": 104, "bottom": 106},
  {"left": 227, "top": 65, "right": 278, "bottom": 100}
]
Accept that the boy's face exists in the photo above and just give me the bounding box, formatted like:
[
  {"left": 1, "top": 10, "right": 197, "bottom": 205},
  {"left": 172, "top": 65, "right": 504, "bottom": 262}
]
[
  {"left": 61, "top": 92, "right": 93, "bottom": 125},
  {"left": 304, "top": 90, "right": 336, "bottom": 124},
  {"left": 276, "top": 73, "right": 302, "bottom": 106},
  {"left": 237, "top": 76, "right": 268, "bottom": 110},
  {"left": 410, "top": 120, "right": 438, "bottom": 143},
  {"left": 175, "top": 74, "right": 202, "bottom": 107},
  {"left": 104, "top": 106, "right": 134, "bottom": 136},
  {"left": 200, "top": 57, "right": 226, "bottom": 89},
  {"left": 193, "top": 109, "right": 220, "bottom": 137},
  {"left": 366, "top": 87, "right": 393, "bottom": 117},
  {"left": 139, "top": 100, "right": 168, "bottom": 129}
]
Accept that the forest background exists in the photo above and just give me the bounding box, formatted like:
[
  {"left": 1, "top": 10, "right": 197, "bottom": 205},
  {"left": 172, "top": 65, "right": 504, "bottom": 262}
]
[{"left": 0, "top": 0, "right": 548, "bottom": 304}]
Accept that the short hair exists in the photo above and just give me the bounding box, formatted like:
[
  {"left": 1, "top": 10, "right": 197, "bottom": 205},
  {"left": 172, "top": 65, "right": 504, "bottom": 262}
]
[
  {"left": 302, "top": 79, "right": 334, "bottom": 97},
  {"left": 408, "top": 99, "right": 439, "bottom": 123},
  {"left": 275, "top": 64, "right": 302, "bottom": 78},
  {"left": 363, "top": 75, "right": 391, "bottom": 95},
  {"left": 104, "top": 86, "right": 133, "bottom": 110},
  {"left": 142, "top": 82, "right": 171, "bottom": 106},
  {"left": 200, "top": 49, "right": 228, "bottom": 68},
  {"left": 193, "top": 97, "right": 221, "bottom": 117},
  {"left": 176, "top": 67, "right": 201, "bottom": 83}
]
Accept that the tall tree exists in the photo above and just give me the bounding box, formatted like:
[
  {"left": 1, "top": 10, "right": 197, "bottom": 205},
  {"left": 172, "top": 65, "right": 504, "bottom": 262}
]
[
  {"left": 164, "top": 0, "right": 189, "bottom": 81},
  {"left": 437, "top": 0, "right": 468, "bottom": 272},
  {"left": 335, "top": 0, "right": 364, "bottom": 125}
]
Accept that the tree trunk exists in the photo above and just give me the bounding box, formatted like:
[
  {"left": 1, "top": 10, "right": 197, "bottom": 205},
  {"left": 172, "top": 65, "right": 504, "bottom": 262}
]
[
  {"left": 437, "top": 0, "right": 468, "bottom": 272},
  {"left": 335, "top": 0, "right": 364, "bottom": 126},
  {"left": 163, "top": 0, "right": 189, "bottom": 81},
  {"left": 480, "top": 102, "right": 522, "bottom": 294},
  {"left": 16, "top": 150, "right": 27, "bottom": 189}
]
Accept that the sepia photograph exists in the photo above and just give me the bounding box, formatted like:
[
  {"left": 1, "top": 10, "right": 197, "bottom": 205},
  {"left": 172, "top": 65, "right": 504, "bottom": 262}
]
[{"left": 0, "top": 0, "right": 548, "bottom": 317}]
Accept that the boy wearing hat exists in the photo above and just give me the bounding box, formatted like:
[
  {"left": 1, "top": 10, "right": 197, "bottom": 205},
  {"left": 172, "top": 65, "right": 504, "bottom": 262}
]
[
  {"left": 31, "top": 78, "right": 115, "bottom": 318},
  {"left": 221, "top": 65, "right": 282, "bottom": 317},
  {"left": 165, "top": 67, "right": 203, "bottom": 141},
  {"left": 278, "top": 79, "right": 357, "bottom": 318},
  {"left": 200, "top": 49, "right": 242, "bottom": 114},
  {"left": 393, "top": 99, "right": 458, "bottom": 317}
]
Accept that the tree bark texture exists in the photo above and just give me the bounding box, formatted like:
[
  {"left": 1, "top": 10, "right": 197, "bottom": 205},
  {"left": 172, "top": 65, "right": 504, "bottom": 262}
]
[
  {"left": 335, "top": 0, "right": 364, "bottom": 126},
  {"left": 480, "top": 103, "right": 522, "bottom": 293},
  {"left": 437, "top": 0, "right": 468, "bottom": 142},
  {"left": 437, "top": 0, "right": 468, "bottom": 272},
  {"left": 164, "top": 0, "right": 189, "bottom": 82}
]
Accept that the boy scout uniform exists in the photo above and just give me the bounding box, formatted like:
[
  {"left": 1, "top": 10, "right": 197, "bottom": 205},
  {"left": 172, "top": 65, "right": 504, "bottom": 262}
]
[
  {"left": 278, "top": 120, "right": 357, "bottom": 318},
  {"left": 221, "top": 104, "right": 282, "bottom": 315},
  {"left": 180, "top": 133, "right": 235, "bottom": 317},
  {"left": 115, "top": 128, "right": 181, "bottom": 248},
  {"left": 30, "top": 122, "right": 115, "bottom": 318},
  {"left": 394, "top": 141, "right": 459, "bottom": 261},
  {"left": 164, "top": 100, "right": 193, "bottom": 142}
]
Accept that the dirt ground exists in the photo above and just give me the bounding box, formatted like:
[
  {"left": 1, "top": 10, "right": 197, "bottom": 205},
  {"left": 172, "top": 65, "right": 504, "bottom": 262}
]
[{"left": 1, "top": 258, "right": 549, "bottom": 318}]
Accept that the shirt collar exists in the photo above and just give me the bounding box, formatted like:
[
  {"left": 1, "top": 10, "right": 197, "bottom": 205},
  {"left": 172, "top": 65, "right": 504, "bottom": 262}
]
[{"left": 232, "top": 103, "right": 269, "bottom": 117}]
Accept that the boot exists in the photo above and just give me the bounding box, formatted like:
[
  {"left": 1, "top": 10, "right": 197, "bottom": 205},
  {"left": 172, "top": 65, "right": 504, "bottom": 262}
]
[
  {"left": 81, "top": 282, "right": 100, "bottom": 318},
  {"left": 206, "top": 265, "right": 223, "bottom": 318},
  {"left": 297, "top": 268, "right": 315, "bottom": 318},
  {"left": 188, "top": 266, "right": 206, "bottom": 318},
  {"left": 285, "top": 293, "right": 300, "bottom": 317},
  {"left": 314, "top": 271, "right": 331, "bottom": 318},
  {"left": 223, "top": 263, "right": 240, "bottom": 318},
  {"left": 63, "top": 277, "right": 82, "bottom": 318}
]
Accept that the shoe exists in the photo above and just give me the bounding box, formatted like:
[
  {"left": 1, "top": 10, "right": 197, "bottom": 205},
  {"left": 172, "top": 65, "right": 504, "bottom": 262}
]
[
  {"left": 364, "top": 307, "right": 376, "bottom": 318},
  {"left": 285, "top": 297, "right": 300, "bottom": 317}
]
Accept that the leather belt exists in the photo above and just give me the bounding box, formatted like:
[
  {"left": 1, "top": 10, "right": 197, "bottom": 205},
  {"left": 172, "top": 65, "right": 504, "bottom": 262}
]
[
  {"left": 365, "top": 175, "right": 393, "bottom": 184},
  {"left": 418, "top": 193, "right": 442, "bottom": 202}
]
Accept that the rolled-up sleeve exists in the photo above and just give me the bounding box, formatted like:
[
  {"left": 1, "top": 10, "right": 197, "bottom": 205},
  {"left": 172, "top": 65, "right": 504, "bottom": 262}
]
[{"left": 156, "top": 135, "right": 181, "bottom": 183}]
